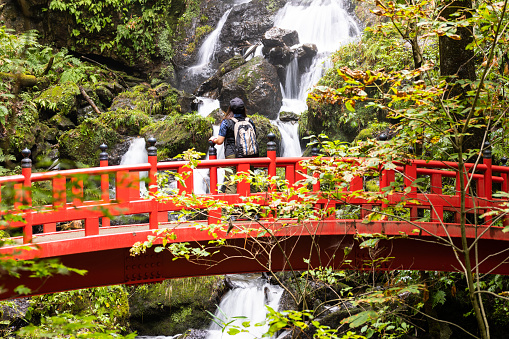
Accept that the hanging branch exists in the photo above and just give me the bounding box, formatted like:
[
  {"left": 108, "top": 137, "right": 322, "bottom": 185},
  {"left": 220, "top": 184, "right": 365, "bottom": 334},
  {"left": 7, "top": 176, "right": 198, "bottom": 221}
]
[{"left": 78, "top": 85, "right": 101, "bottom": 115}]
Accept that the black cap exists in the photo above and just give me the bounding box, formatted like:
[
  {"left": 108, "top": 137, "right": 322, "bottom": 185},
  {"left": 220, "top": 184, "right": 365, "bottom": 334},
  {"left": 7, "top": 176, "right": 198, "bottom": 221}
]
[{"left": 230, "top": 97, "right": 245, "bottom": 112}]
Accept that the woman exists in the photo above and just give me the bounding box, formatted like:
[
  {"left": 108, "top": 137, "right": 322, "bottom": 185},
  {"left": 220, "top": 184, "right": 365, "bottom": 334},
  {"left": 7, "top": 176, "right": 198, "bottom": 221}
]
[{"left": 209, "top": 97, "right": 258, "bottom": 193}]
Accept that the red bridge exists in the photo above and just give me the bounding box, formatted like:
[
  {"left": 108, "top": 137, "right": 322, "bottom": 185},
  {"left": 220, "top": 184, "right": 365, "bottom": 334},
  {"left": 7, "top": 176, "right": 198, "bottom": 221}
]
[{"left": 0, "top": 135, "right": 508, "bottom": 299}]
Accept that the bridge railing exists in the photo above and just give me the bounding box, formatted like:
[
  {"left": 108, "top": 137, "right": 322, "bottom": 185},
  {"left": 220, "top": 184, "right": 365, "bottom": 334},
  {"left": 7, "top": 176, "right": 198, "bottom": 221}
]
[{"left": 1, "top": 137, "right": 508, "bottom": 244}]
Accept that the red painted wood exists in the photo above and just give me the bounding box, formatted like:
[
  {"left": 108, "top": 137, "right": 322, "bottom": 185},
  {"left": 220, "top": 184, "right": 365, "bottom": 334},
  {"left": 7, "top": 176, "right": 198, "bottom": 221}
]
[{"left": 2, "top": 152, "right": 509, "bottom": 298}]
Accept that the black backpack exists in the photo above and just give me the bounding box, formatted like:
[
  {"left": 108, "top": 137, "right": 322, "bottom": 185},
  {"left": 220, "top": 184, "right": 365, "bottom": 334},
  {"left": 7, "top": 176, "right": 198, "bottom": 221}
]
[{"left": 231, "top": 117, "right": 259, "bottom": 157}]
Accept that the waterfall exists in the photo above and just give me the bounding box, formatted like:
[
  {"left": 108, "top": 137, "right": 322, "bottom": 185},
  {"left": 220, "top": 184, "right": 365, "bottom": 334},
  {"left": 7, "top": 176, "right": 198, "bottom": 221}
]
[
  {"left": 272, "top": 119, "right": 301, "bottom": 157},
  {"left": 189, "top": 8, "right": 233, "bottom": 76},
  {"left": 193, "top": 99, "right": 225, "bottom": 194},
  {"left": 283, "top": 55, "right": 299, "bottom": 100},
  {"left": 120, "top": 138, "right": 148, "bottom": 197},
  {"left": 207, "top": 274, "right": 284, "bottom": 339},
  {"left": 273, "top": 0, "right": 360, "bottom": 156}
]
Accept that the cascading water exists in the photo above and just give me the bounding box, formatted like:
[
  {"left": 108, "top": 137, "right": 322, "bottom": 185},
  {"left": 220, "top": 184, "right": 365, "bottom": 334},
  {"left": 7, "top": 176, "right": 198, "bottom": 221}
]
[
  {"left": 207, "top": 274, "right": 284, "bottom": 339},
  {"left": 275, "top": 0, "right": 361, "bottom": 156},
  {"left": 193, "top": 99, "right": 225, "bottom": 194},
  {"left": 120, "top": 138, "right": 149, "bottom": 197},
  {"left": 189, "top": 8, "right": 233, "bottom": 76}
]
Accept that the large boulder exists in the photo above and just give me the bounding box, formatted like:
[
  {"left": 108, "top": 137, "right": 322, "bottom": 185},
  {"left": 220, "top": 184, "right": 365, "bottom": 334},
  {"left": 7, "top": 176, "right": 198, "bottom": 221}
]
[
  {"left": 140, "top": 113, "right": 213, "bottom": 160},
  {"left": 262, "top": 27, "right": 299, "bottom": 49},
  {"left": 58, "top": 119, "right": 123, "bottom": 167},
  {"left": 217, "top": 1, "right": 282, "bottom": 63},
  {"left": 218, "top": 56, "right": 282, "bottom": 120},
  {"left": 195, "top": 55, "right": 247, "bottom": 98},
  {"left": 262, "top": 27, "right": 299, "bottom": 67}
]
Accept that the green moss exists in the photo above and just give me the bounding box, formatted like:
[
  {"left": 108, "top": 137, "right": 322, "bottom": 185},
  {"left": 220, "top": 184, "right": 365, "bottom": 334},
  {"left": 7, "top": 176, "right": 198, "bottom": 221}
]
[
  {"left": 237, "top": 57, "right": 264, "bottom": 93},
  {"left": 112, "top": 84, "right": 182, "bottom": 116},
  {"left": 355, "top": 122, "right": 391, "bottom": 141},
  {"left": 35, "top": 82, "right": 80, "bottom": 116},
  {"left": 58, "top": 118, "right": 122, "bottom": 166},
  {"left": 195, "top": 25, "right": 213, "bottom": 40},
  {"left": 141, "top": 113, "right": 212, "bottom": 159},
  {"left": 99, "top": 108, "right": 151, "bottom": 135},
  {"left": 219, "top": 55, "right": 246, "bottom": 76}
]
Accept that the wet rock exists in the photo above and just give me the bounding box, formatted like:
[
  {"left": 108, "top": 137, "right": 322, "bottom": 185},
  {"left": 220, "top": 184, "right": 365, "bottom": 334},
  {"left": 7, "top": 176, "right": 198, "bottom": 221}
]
[
  {"left": 293, "top": 43, "right": 318, "bottom": 72},
  {"left": 262, "top": 27, "right": 300, "bottom": 68},
  {"left": 178, "top": 329, "right": 208, "bottom": 339},
  {"left": 218, "top": 56, "right": 282, "bottom": 120},
  {"left": 49, "top": 114, "right": 76, "bottom": 131},
  {"left": 94, "top": 84, "right": 115, "bottom": 107},
  {"left": 76, "top": 105, "right": 98, "bottom": 124},
  {"left": 195, "top": 55, "right": 247, "bottom": 97},
  {"left": 262, "top": 45, "right": 293, "bottom": 67},
  {"left": 262, "top": 27, "right": 299, "bottom": 49},
  {"left": 218, "top": 1, "right": 277, "bottom": 62},
  {"left": 279, "top": 111, "right": 300, "bottom": 122}
]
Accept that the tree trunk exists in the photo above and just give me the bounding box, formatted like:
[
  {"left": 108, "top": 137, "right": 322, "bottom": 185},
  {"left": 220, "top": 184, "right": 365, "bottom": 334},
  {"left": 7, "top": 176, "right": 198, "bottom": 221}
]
[{"left": 439, "top": 0, "right": 483, "bottom": 153}]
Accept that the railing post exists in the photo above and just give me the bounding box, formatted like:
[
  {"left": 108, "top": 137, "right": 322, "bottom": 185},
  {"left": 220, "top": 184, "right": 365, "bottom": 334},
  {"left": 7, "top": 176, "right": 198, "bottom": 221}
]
[
  {"left": 208, "top": 140, "right": 218, "bottom": 194},
  {"left": 208, "top": 141, "right": 221, "bottom": 225},
  {"left": 146, "top": 137, "right": 159, "bottom": 229},
  {"left": 267, "top": 133, "right": 277, "bottom": 195},
  {"left": 483, "top": 141, "right": 492, "bottom": 225},
  {"left": 311, "top": 141, "right": 320, "bottom": 192},
  {"left": 501, "top": 156, "right": 509, "bottom": 228},
  {"left": 378, "top": 133, "right": 390, "bottom": 209},
  {"left": 21, "top": 149, "right": 32, "bottom": 244},
  {"left": 99, "top": 144, "right": 110, "bottom": 227},
  {"left": 405, "top": 147, "right": 418, "bottom": 221}
]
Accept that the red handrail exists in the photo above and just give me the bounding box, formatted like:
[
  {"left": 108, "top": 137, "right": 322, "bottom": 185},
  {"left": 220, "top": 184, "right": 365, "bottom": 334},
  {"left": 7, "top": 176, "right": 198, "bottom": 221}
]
[{"left": 1, "top": 139, "right": 507, "bottom": 244}]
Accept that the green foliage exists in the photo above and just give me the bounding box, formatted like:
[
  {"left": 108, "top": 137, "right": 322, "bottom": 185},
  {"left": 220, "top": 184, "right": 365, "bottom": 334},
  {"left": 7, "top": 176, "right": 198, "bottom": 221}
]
[
  {"left": 47, "top": 0, "right": 200, "bottom": 64},
  {"left": 28, "top": 286, "right": 130, "bottom": 332},
  {"left": 17, "top": 313, "right": 135, "bottom": 338}
]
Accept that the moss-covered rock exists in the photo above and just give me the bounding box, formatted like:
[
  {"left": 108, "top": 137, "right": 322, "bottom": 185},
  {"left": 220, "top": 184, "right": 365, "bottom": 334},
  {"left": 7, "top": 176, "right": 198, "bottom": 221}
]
[
  {"left": 110, "top": 83, "right": 195, "bottom": 117},
  {"left": 128, "top": 276, "right": 226, "bottom": 336},
  {"left": 93, "top": 81, "right": 125, "bottom": 107},
  {"left": 218, "top": 56, "right": 282, "bottom": 119},
  {"left": 35, "top": 82, "right": 80, "bottom": 119},
  {"left": 141, "top": 113, "right": 213, "bottom": 159},
  {"left": 354, "top": 122, "right": 391, "bottom": 142},
  {"left": 49, "top": 114, "right": 76, "bottom": 131},
  {"left": 58, "top": 118, "right": 122, "bottom": 166},
  {"left": 98, "top": 109, "right": 151, "bottom": 136},
  {"left": 249, "top": 114, "right": 282, "bottom": 157}
]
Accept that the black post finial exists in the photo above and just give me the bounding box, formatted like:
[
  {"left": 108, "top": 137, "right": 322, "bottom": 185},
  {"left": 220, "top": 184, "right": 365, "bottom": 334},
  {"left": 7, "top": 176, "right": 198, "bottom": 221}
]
[
  {"left": 482, "top": 141, "right": 492, "bottom": 159},
  {"left": 267, "top": 133, "right": 277, "bottom": 152},
  {"left": 146, "top": 137, "right": 157, "bottom": 157},
  {"left": 208, "top": 140, "right": 217, "bottom": 157},
  {"left": 99, "top": 143, "right": 108, "bottom": 161},
  {"left": 501, "top": 156, "right": 508, "bottom": 166},
  {"left": 378, "top": 133, "right": 388, "bottom": 141},
  {"left": 21, "top": 148, "right": 32, "bottom": 168},
  {"left": 408, "top": 146, "right": 415, "bottom": 155}
]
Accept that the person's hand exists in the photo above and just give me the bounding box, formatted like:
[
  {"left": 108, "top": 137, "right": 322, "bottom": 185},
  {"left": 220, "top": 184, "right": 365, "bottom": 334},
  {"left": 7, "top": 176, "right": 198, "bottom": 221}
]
[{"left": 209, "top": 136, "right": 217, "bottom": 143}]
